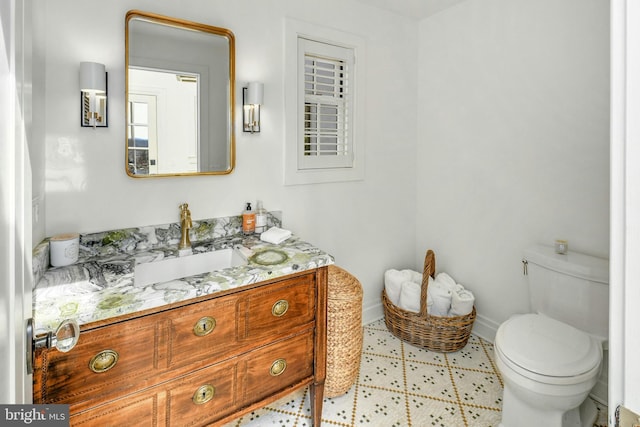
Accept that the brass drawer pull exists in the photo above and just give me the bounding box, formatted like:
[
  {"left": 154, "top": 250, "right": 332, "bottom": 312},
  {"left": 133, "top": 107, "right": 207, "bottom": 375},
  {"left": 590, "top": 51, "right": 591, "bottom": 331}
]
[
  {"left": 193, "top": 316, "right": 216, "bottom": 337},
  {"left": 271, "top": 300, "right": 289, "bottom": 317},
  {"left": 192, "top": 384, "right": 215, "bottom": 405},
  {"left": 269, "top": 358, "right": 287, "bottom": 376},
  {"left": 89, "top": 350, "right": 119, "bottom": 373}
]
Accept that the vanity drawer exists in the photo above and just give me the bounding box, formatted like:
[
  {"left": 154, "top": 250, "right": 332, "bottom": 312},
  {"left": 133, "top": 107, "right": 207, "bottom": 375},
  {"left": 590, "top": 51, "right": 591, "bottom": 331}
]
[
  {"left": 240, "top": 330, "right": 314, "bottom": 404},
  {"left": 39, "top": 317, "right": 160, "bottom": 405},
  {"left": 71, "top": 392, "right": 162, "bottom": 426},
  {"left": 167, "top": 360, "right": 237, "bottom": 426},
  {"left": 167, "top": 295, "right": 238, "bottom": 369},
  {"left": 71, "top": 359, "right": 237, "bottom": 427},
  {"left": 237, "top": 273, "right": 315, "bottom": 341}
]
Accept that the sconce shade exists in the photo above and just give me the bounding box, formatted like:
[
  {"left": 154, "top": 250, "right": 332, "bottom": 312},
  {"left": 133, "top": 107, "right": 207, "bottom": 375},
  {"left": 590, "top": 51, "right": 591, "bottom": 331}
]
[
  {"left": 80, "top": 62, "right": 106, "bottom": 93},
  {"left": 243, "top": 82, "right": 263, "bottom": 133},
  {"left": 80, "top": 61, "right": 108, "bottom": 127},
  {"left": 246, "top": 82, "right": 263, "bottom": 105}
]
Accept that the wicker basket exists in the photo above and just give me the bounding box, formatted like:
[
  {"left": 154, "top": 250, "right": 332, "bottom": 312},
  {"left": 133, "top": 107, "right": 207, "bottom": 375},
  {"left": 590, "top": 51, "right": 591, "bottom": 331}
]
[
  {"left": 382, "top": 250, "right": 476, "bottom": 353},
  {"left": 325, "top": 265, "right": 363, "bottom": 397}
]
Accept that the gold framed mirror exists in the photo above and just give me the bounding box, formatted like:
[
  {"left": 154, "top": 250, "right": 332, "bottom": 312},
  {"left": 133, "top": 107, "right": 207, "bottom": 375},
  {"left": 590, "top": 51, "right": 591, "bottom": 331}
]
[{"left": 125, "top": 10, "right": 235, "bottom": 177}]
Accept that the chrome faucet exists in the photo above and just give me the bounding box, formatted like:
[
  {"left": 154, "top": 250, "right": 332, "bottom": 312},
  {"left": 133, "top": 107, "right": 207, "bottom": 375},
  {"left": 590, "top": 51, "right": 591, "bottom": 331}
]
[{"left": 179, "top": 203, "right": 192, "bottom": 250}]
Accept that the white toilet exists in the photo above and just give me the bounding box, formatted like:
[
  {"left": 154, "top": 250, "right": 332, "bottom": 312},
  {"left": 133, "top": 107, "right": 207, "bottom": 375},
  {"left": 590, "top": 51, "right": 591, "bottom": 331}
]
[{"left": 494, "top": 244, "right": 608, "bottom": 427}]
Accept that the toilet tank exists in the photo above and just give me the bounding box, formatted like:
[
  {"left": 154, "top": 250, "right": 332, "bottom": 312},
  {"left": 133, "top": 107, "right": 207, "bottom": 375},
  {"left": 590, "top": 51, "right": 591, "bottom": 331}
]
[{"left": 524, "top": 244, "right": 609, "bottom": 340}]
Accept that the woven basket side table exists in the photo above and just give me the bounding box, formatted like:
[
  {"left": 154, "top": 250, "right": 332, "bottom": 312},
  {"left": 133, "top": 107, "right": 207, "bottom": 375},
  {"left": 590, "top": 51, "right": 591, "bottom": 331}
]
[{"left": 325, "top": 265, "right": 363, "bottom": 398}]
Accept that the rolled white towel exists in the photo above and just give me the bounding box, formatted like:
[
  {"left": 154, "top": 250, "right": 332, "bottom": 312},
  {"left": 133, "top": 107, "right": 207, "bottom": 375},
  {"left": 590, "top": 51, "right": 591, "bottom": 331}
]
[
  {"left": 384, "top": 269, "right": 412, "bottom": 305},
  {"left": 428, "top": 278, "right": 452, "bottom": 317},
  {"left": 435, "top": 272, "right": 457, "bottom": 292},
  {"left": 260, "top": 227, "right": 292, "bottom": 244},
  {"left": 449, "top": 287, "right": 475, "bottom": 316},
  {"left": 401, "top": 269, "right": 422, "bottom": 284},
  {"left": 398, "top": 281, "right": 421, "bottom": 313}
]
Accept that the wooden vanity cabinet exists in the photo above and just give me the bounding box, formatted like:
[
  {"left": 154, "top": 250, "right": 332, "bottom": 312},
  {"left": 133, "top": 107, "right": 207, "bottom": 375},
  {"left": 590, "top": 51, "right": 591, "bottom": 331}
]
[{"left": 33, "top": 267, "right": 328, "bottom": 426}]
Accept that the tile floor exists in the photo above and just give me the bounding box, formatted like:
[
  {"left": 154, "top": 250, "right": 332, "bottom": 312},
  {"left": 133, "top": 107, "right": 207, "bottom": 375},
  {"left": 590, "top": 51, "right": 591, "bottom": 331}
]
[{"left": 224, "top": 319, "right": 608, "bottom": 427}]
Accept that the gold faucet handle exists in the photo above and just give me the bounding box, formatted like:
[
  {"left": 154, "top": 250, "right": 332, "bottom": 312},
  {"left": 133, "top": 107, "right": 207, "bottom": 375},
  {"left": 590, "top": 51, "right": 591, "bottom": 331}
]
[
  {"left": 179, "top": 203, "right": 193, "bottom": 230},
  {"left": 179, "top": 203, "right": 192, "bottom": 218}
]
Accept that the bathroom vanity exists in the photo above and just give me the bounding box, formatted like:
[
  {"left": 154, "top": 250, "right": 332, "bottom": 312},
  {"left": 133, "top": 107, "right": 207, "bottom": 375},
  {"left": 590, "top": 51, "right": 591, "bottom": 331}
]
[{"left": 31, "top": 215, "right": 333, "bottom": 426}]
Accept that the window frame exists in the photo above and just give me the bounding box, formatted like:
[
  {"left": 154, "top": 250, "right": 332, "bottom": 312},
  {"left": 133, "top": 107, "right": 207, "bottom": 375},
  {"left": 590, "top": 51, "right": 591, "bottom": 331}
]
[
  {"left": 299, "top": 38, "right": 353, "bottom": 170},
  {"left": 284, "top": 18, "right": 366, "bottom": 185}
]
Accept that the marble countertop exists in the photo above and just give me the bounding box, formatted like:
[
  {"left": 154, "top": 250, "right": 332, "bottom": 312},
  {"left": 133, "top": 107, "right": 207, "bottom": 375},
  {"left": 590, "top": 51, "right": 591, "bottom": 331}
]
[{"left": 32, "top": 216, "right": 334, "bottom": 331}]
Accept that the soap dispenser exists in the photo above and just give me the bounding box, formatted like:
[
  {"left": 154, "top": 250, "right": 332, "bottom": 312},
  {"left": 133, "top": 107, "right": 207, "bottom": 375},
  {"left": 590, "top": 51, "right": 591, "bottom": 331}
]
[
  {"left": 255, "top": 200, "right": 267, "bottom": 234},
  {"left": 242, "top": 202, "right": 256, "bottom": 235}
]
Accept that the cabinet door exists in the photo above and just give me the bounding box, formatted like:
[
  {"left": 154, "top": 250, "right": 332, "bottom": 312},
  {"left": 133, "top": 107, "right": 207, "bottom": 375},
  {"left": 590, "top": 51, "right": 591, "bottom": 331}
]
[
  {"left": 239, "top": 330, "right": 314, "bottom": 404},
  {"left": 237, "top": 274, "right": 315, "bottom": 341}
]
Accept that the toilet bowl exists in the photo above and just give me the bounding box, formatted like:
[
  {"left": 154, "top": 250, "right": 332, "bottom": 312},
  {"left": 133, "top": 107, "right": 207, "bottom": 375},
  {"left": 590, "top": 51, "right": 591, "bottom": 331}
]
[{"left": 495, "top": 313, "right": 602, "bottom": 427}]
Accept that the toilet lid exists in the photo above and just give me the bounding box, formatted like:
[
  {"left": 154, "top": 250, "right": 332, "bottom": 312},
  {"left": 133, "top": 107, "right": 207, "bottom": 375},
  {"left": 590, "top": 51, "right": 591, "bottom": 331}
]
[{"left": 496, "top": 314, "right": 601, "bottom": 377}]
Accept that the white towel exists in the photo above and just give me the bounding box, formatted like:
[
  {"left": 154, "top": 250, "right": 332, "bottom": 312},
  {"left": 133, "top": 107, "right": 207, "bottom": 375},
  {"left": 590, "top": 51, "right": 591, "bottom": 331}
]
[
  {"left": 398, "top": 280, "right": 422, "bottom": 313},
  {"left": 384, "top": 269, "right": 412, "bottom": 305},
  {"left": 435, "top": 272, "right": 457, "bottom": 291},
  {"left": 428, "top": 278, "right": 452, "bottom": 316},
  {"left": 260, "top": 227, "right": 292, "bottom": 244},
  {"left": 449, "top": 287, "right": 475, "bottom": 316},
  {"left": 401, "top": 269, "right": 422, "bottom": 284}
]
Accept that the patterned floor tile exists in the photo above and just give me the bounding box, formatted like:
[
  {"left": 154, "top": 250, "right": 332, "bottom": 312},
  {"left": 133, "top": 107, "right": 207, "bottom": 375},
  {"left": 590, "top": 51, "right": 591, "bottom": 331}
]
[
  {"left": 461, "top": 405, "right": 503, "bottom": 427},
  {"left": 408, "top": 397, "right": 465, "bottom": 427},
  {"left": 403, "top": 343, "right": 449, "bottom": 367},
  {"left": 362, "top": 325, "right": 403, "bottom": 358},
  {"left": 320, "top": 384, "right": 359, "bottom": 425},
  {"left": 353, "top": 386, "right": 410, "bottom": 426},
  {"left": 405, "top": 359, "right": 455, "bottom": 398},
  {"left": 446, "top": 336, "right": 495, "bottom": 372},
  {"left": 451, "top": 368, "right": 503, "bottom": 409},
  {"left": 593, "top": 400, "right": 609, "bottom": 427},
  {"left": 359, "top": 351, "right": 405, "bottom": 392}
]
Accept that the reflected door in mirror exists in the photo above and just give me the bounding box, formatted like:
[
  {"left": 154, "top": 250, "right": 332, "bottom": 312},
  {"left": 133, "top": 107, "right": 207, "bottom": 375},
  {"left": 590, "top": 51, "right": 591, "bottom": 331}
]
[{"left": 128, "top": 94, "right": 156, "bottom": 175}]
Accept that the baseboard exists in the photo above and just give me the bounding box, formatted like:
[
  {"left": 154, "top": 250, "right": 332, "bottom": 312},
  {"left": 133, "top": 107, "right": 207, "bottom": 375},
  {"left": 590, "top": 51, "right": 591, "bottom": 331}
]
[
  {"left": 471, "top": 313, "right": 500, "bottom": 344},
  {"left": 363, "top": 301, "right": 384, "bottom": 325}
]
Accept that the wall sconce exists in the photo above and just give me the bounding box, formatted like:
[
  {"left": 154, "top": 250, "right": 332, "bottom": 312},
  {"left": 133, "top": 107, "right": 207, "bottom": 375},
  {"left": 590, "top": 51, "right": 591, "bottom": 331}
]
[
  {"left": 80, "top": 62, "right": 107, "bottom": 128},
  {"left": 243, "top": 82, "right": 263, "bottom": 133}
]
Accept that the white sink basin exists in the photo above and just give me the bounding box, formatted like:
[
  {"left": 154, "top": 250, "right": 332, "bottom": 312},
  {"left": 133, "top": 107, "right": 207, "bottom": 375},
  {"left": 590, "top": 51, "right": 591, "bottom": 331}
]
[{"left": 134, "top": 248, "right": 247, "bottom": 287}]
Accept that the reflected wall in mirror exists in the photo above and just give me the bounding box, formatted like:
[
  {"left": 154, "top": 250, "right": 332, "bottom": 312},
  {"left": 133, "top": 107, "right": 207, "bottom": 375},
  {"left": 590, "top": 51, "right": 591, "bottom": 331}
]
[{"left": 126, "top": 10, "right": 235, "bottom": 177}]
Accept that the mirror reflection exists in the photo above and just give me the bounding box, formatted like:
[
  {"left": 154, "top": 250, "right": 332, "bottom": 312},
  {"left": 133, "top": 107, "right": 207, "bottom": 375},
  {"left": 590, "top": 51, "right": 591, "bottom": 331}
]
[{"left": 126, "top": 11, "right": 235, "bottom": 177}]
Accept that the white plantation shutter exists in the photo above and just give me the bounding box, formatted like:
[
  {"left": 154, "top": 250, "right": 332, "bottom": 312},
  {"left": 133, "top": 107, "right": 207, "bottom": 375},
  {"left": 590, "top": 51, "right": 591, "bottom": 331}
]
[{"left": 298, "top": 38, "right": 354, "bottom": 169}]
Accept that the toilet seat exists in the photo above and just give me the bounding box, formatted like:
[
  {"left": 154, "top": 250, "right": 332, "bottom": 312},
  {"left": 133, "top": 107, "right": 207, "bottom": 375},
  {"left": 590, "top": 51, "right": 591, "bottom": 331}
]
[{"left": 496, "top": 313, "right": 601, "bottom": 384}]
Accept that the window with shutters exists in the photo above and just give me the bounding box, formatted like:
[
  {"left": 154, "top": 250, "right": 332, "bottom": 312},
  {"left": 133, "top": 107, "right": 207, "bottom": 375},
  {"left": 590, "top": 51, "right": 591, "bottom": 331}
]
[
  {"left": 284, "top": 19, "right": 365, "bottom": 185},
  {"left": 299, "top": 40, "right": 353, "bottom": 170}
]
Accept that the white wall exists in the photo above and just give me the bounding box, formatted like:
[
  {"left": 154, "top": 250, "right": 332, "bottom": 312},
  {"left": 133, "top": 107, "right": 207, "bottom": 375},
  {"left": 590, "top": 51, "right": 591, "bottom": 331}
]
[
  {"left": 35, "top": 0, "right": 418, "bottom": 321},
  {"left": 417, "top": 0, "right": 610, "bottom": 338}
]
